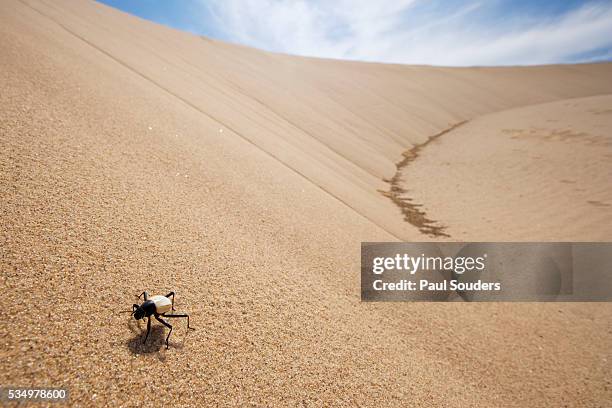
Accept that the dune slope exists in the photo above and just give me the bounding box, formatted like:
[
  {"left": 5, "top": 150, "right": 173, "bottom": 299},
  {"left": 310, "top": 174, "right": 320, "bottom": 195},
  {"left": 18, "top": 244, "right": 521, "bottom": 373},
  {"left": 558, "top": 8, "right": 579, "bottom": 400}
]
[
  {"left": 6, "top": 0, "right": 612, "bottom": 239},
  {"left": 1, "top": 0, "right": 611, "bottom": 407},
  {"left": 401, "top": 95, "right": 612, "bottom": 240}
]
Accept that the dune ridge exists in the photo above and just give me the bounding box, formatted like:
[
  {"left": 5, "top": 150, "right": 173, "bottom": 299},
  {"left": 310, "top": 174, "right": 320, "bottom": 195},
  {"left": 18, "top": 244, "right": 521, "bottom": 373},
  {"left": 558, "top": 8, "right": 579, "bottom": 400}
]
[{"left": 379, "top": 120, "right": 468, "bottom": 238}]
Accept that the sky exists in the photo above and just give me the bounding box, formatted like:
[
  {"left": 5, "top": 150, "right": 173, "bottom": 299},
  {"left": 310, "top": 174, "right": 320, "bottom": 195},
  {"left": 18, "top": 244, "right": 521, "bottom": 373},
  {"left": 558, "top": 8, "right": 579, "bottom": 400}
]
[{"left": 97, "top": 0, "right": 612, "bottom": 66}]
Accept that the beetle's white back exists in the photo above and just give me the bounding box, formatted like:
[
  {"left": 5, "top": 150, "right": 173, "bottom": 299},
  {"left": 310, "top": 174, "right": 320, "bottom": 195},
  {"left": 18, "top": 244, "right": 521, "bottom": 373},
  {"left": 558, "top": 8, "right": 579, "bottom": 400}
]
[{"left": 149, "top": 295, "right": 172, "bottom": 314}]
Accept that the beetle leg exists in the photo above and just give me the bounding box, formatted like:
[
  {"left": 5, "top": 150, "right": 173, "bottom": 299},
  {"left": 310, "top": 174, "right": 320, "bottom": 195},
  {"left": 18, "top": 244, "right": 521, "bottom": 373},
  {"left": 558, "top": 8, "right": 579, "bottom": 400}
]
[
  {"left": 154, "top": 315, "right": 173, "bottom": 349},
  {"left": 165, "top": 291, "right": 176, "bottom": 311},
  {"left": 143, "top": 316, "right": 151, "bottom": 344},
  {"left": 137, "top": 291, "right": 149, "bottom": 301},
  {"left": 164, "top": 313, "right": 194, "bottom": 330}
]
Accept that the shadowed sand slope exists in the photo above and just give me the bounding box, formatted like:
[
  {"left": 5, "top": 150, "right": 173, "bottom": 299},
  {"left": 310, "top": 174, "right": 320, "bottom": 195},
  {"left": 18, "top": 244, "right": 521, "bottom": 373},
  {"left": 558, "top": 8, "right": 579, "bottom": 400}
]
[{"left": 1, "top": 0, "right": 612, "bottom": 407}]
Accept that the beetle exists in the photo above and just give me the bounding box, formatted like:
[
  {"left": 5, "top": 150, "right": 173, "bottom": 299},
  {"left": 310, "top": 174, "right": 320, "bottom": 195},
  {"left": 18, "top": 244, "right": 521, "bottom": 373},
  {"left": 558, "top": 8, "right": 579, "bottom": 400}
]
[{"left": 131, "top": 291, "right": 194, "bottom": 349}]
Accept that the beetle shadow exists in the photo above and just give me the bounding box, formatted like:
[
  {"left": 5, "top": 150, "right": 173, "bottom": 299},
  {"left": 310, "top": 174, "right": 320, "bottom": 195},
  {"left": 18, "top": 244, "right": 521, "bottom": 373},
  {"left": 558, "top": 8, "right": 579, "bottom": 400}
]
[{"left": 125, "top": 317, "right": 189, "bottom": 359}]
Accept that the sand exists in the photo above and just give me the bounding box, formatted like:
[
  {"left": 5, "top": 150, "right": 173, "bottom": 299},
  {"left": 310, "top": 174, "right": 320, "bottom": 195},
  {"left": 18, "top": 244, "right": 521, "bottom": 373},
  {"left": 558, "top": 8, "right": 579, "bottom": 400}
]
[
  {"left": 1, "top": 0, "right": 611, "bottom": 406},
  {"left": 400, "top": 95, "right": 612, "bottom": 240}
]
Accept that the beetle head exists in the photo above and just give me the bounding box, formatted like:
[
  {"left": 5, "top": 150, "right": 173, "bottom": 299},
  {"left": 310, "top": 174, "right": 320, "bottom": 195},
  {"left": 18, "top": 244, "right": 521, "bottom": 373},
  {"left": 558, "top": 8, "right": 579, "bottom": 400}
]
[{"left": 133, "top": 304, "right": 145, "bottom": 320}]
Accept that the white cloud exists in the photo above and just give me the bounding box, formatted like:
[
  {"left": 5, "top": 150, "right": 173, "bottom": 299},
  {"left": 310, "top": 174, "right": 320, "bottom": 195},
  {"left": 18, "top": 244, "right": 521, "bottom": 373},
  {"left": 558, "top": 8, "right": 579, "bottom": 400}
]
[
  {"left": 205, "top": 0, "right": 417, "bottom": 59},
  {"left": 421, "top": 3, "right": 612, "bottom": 66},
  {"left": 203, "top": 0, "right": 612, "bottom": 66}
]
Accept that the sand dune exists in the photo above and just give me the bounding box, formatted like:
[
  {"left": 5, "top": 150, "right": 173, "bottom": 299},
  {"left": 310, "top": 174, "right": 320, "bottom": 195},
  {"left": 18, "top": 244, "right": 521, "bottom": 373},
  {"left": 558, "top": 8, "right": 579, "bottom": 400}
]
[
  {"left": 7, "top": 0, "right": 612, "bottom": 240},
  {"left": 400, "top": 95, "right": 612, "bottom": 240},
  {"left": 1, "top": 0, "right": 611, "bottom": 406}
]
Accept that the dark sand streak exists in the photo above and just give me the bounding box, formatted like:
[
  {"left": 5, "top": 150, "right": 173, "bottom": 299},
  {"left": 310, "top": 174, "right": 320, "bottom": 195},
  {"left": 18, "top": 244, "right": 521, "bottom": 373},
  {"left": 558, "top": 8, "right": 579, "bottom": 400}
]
[{"left": 380, "top": 121, "right": 468, "bottom": 238}]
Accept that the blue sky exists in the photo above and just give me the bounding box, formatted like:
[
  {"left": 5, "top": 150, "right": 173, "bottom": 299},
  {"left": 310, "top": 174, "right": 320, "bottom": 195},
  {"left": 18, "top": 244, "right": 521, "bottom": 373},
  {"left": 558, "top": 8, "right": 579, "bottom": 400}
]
[{"left": 98, "top": 0, "right": 612, "bottom": 66}]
